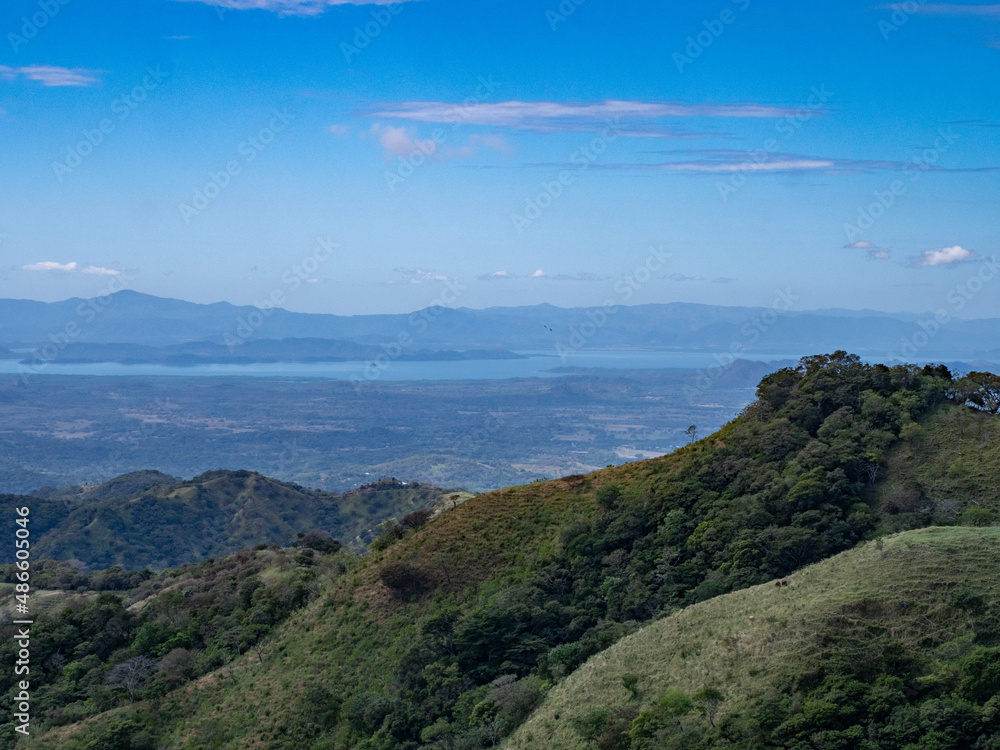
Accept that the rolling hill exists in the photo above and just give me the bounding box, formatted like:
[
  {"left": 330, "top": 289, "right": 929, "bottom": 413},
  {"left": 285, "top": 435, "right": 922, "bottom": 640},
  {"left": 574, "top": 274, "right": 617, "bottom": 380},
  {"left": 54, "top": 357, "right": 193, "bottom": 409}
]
[
  {"left": 4, "top": 354, "right": 999, "bottom": 749},
  {"left": 0, "top": 470, "right": 468, "bottom": 570}
]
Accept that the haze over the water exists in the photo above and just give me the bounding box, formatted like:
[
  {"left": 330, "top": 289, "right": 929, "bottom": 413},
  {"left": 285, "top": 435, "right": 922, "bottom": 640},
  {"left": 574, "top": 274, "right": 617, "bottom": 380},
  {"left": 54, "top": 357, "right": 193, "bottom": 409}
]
[{"left": 1, "top": 0, "right": 998, "bottom": 316}]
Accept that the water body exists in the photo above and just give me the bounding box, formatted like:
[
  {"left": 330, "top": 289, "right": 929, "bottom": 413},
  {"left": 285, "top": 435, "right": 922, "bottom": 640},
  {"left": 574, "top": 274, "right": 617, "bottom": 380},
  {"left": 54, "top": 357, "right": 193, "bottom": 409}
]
[{"left": 0, "top": 350, "right": 805, "bottom": 381}]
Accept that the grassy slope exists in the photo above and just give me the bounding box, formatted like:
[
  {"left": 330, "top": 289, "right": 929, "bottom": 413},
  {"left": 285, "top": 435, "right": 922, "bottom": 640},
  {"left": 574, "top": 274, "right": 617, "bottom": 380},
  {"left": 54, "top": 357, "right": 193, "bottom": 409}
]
[{"left": 507, "top": 526, "right": 1000, "bottom": 749}]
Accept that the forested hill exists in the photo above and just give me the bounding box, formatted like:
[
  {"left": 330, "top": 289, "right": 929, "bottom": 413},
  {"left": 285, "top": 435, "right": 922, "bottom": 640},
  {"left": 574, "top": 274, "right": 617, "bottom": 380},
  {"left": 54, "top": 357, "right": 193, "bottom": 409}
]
[
  {"left": 0, "top": 471, "right": 467, "bottom": 570},
  {"left": 7, "top": 354, "right": 1000, "bottom": 749}
]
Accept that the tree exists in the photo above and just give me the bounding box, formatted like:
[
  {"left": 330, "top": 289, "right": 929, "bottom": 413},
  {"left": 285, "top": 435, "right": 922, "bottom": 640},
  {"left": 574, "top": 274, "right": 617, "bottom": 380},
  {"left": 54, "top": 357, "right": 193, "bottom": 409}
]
[
  {"left": 401, "top": 508, "right": 434, "bottom": 529},
  {"left": 962, "top": 372, "right": 1000, "bottom": 414},
  {"left": 694, "top": 687, "right": 725, "bottom": 727},
  {"left": 379, "top": 561, "right": 428, "bottom": 599},
  {"left": 953, "top": 372, "right": 1000, "bottom": 414},
  {"left": 299, "top": 529, "right": 342, "bottom": 554},
  {"left": 685, "top": 425, "right": 698, "bottom": 443},
  {"left": 106, "top": 655, "right": 156, "bottom": 703}
]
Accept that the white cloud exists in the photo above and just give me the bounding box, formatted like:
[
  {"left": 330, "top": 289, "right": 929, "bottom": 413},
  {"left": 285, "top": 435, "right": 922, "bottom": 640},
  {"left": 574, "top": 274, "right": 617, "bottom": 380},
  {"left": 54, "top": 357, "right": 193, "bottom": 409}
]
[
  {"left": 845, "top": 241, "right": 891, "bottom": 260},
  {"left": 368, "top": 99, "right": 812, "bottom": 135},
  {"left": 0, "top": 66, "right": 101, "bottom": 87},
  {"left": 371, "top": 123, "right": 437, "bottom": 160},
  {"left": 21, "top": 261, "right": 78, "bottom": 272},
  {"left": 478, "top": 271, "right": 512, "bottom": 281},
  {"left": 478, "top": 269, "right": 597, "bottom": 282},
  {"left": 21, "top": 261, "right": 121, "bottom": 275},
  {"left": 327, "top": 124, "right": 349, "bottom": 136},
  {"left": 911, "top": 245, "right": 979, "bottom": 267},
  {"left": 173, "top": 0, "right": 420, "bottom": 16},
  {"left": 669, "top": 273, "right": 705, "bottom": 282},
  {"left": 390, "top": 268, "right": 450, "bottom": 285},
  {"left": 368, "top": 124, "right": 508, "bottom": 161},
  {"left": 656, "top": 159, "right": 837, "bottom": 173}
]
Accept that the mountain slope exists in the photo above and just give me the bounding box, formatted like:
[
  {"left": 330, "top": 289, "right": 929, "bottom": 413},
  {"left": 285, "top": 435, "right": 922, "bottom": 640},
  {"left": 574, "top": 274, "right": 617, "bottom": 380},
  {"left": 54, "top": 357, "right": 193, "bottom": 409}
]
[
  {"left": 12, "top": 355, "right": 1000, "bottom": 749},
  {"left": 0, "top": 471, "right": 465, "bottom": 569},
  {"left": 507, "top": 526, "right": 1000, "bottom": 749}
]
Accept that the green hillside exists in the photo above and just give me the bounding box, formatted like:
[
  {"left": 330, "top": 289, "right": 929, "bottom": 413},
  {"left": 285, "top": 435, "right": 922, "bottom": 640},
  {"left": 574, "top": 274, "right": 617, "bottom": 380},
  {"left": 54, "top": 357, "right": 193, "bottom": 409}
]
[
  {"left": 0, "top": 471, "right": 468, "bottom": 570},
  {"left": 7, "top": 355, "right": 1000, "bottom": 749},
  {"left": 508, "top": 526, "right": 1000, "bottom": 749}
]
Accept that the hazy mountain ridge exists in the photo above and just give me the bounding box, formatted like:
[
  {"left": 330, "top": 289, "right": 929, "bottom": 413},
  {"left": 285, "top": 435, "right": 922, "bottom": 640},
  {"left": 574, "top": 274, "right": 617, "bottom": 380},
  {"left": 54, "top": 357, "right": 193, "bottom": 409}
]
[{"left": 4, "top": 291, "right": 1000, "bottom": 358}]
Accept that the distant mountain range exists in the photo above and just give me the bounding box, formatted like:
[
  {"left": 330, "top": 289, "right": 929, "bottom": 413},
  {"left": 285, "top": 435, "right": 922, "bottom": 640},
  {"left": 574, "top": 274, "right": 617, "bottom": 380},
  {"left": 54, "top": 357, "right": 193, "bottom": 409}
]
[{"left": 1, "top": 290, "right": 999, "bottom": 361}]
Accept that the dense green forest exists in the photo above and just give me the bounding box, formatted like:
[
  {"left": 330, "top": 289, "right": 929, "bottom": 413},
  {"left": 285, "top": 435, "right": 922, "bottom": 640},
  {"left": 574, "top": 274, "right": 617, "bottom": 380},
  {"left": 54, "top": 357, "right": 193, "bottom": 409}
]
[{"left": 3, "top": 354, "right": 999, "bottom": 748}]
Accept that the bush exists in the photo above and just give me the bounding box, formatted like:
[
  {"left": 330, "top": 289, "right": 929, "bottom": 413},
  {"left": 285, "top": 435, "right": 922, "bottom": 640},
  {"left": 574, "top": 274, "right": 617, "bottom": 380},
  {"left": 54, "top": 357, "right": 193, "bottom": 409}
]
[
  {"left": 960, "top": 508, "right": 994, "bottom": 527},
  {"left": 300, "top": 530, "right": 342, "bottom": 554},
  {"left": 401, "top": 508, "right": 434, "bottom": 529},
  {"left": 379, "top": 562, "right": 428, "bottom": 599}
]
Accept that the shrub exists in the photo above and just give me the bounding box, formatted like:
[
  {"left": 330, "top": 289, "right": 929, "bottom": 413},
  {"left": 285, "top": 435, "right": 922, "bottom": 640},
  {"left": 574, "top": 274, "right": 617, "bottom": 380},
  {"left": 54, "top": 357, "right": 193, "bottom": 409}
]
[{"left": 379, "top": 562, "right": 428, "bottom": 599}]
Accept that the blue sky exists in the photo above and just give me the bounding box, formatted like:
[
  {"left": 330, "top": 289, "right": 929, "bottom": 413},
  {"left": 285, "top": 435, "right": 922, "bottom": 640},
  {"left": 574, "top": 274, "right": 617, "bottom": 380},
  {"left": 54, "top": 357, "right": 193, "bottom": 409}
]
[{"left": 1, "top": 0, "right": 998, "bottom": 315}]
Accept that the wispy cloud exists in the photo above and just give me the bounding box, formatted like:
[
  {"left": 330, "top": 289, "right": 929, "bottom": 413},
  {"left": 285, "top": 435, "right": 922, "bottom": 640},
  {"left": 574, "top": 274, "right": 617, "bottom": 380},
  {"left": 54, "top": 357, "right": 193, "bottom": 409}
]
[
  {"left": 0, "top": 66, "right": 101, "bottom": 87},
  {"left": 368, "top": 123, "right": 509, "bottom": 161},
  {"left": 478, "top": 271, "right": 514, "bottom": 281},
  {"left": 371, "top": 124, "right": 437, "bottom": 160},
  {"left": 366, "top": 100, "right": 814, "bottom": 136},
  {"left": 910, "top": 245, "right": 979, "bottom": 267},
  {"left": 21, "top": 261, "right": 78, "bottom": 272},
  {"left": 712, "top": 277, "right": 737, "bottom": 283},
  {"left": 654, "top": 158, "right": 836, "bottom": 174},
  {"left": 173, "top": 0, "right": 421, "bottom": 16},
  {"left": 21, "top": 261, "right": 121, "bottom": 274},
  {"left": 477, "top": 269, "right": 598, "bottom": 281},
  {"left": 569, "top": 149, "right": 1000, "bottom": 175},
  {"left": 669, "top": 273, "right": 705, "bottom": 282},
  {"left": 389, "top": 268, "right": 450, "bottom": 285},
  {"left": 885, "top": 3, "right": 1000, "bottom": 17},
  {"left": 845, "top": 240, "right": 892, "bottom": 260}
]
